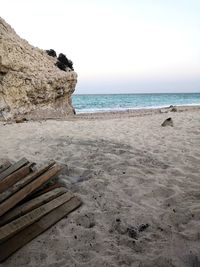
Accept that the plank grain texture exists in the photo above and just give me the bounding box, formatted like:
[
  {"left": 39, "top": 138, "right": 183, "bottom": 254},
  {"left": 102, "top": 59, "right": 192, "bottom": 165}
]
[
  {"left": 0, "top": 161, "right": 55, "bottom": 204},
  {"left": 0, "top": 163, "right": 34, "bottom": 193},
  {"left": 0, "top": 158, "right": 29, "bottom": 181},
  {"left": 0, "top": 187, "right": 67, "bottom": 226},
  {"left": 0, "top": 161, "right": 12, "bottom": 175},
  {"left": 0, "top": 196, "right": 82, "bottom": 262},
  {"left": 0, "top": 163, "right": 62, "bottom": 217},
  {"left": 0, "top": 191, "right": 74, "bottom": 242}
]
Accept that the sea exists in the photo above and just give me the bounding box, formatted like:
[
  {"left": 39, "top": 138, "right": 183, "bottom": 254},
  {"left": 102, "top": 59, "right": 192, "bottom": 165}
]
[{"left": 72, "top": 93, "right": 200, "bottom": 114}]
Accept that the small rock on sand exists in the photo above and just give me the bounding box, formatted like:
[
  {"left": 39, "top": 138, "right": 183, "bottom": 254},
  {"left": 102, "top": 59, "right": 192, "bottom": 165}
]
[{"left": 161, "top": 117, "right": 173, "bottom": 127}]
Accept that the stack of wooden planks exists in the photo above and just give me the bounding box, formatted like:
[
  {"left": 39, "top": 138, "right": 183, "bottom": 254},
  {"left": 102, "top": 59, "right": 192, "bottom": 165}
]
[{"left": 0, "top": 158, "right": 82, "bottom": 262}]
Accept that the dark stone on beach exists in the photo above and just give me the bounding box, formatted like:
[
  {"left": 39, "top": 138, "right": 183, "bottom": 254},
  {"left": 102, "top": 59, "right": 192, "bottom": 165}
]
[
  {"left": 127, "top": 226, "right": 138, "bottom": 239},
  {"left": 161, "top": 117, "right": 173, "bottom": 127},
  {"left": 15, "top": 117, "right": 28, "bottom": 123},
  {"left": 88, "top": 221, "right": 95, "bottom": 228},
  {"left": 45, "top": 49, "right": 57, "bottom": 57},
  {"left": 168, "top": 105, "right": 177, "bottom": 112},
  {"left": 138, "top": 223, "right": 149, "bottom": 232}
]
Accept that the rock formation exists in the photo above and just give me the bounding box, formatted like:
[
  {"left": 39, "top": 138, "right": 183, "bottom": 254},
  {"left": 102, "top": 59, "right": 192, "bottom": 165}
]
[{"left": 0, "top": 17, "right": 77, "bottom": 120}]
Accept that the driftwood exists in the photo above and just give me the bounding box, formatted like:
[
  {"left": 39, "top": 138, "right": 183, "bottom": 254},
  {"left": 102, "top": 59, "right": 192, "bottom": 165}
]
[
  {"left": 0, "top": 161, "right": 12, "bottom": 174},
  {"left": 0, "top": 158, "right": 82, "bottom": 262},
  {"left": 0, "top": 163, "right": 34, "bottom": 193},
  {"left": 0, "top": 161, "right": 55, "bottom": 203},
  {"left": 30, "top": 181, "right": 65, "bottom": 199},
  {"left": 0, "top": 191, "right": 74, "bottom": 243},
  {"left": 0, "top": 196, "right": 82, "bottom": 262},
  {"left": 0, "top": 187, "right": 67, "bottom": 226},
  {"left": 0, "top": 163, "right": 62, "bottom": 216},
  {"left": 0, "top": 158, "right": 29, "bottom": 181}
]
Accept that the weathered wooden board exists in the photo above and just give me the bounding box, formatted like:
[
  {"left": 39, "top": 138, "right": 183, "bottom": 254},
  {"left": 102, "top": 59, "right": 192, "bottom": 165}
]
[
  {"left": 0, "top": 196, "right": 82, "bottom": 262},
  {"left": 0, "top": 163, "right": 62, "bottom": 217},
  {"left": 0, "top": 187, "right": 67, "bottom": 227},
  {"left": 0, "top": 163, "right": 34, "bottom": 193},
  {"left": 0, "top": 191, "right": 74, "bottom": 243},
  {"left": 0, "top": 161, "right": 55, "bottom": 203},
  {"left": 29, "top": 181, "right": 64, "bottom": 199},
  {"left": 0, "top": 161, "right": 12, "bottom": 174},
  {"left": 0, "top": 158, "right": 29, "bottom": 181}
]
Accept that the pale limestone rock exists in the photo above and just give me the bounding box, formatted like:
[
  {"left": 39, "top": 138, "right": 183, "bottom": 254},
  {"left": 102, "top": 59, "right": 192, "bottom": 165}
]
[{"left": 0, "top": 17, "right": 77, "bottom": 120}]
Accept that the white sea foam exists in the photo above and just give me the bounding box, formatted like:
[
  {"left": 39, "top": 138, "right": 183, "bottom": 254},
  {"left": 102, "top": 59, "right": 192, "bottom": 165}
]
[{"left": 75, "top": 103, "right": 200, "bottom": 114}]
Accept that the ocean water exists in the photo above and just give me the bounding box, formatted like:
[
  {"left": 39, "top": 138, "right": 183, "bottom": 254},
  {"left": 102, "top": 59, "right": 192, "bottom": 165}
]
[{"left": 72, "top": 93, "right": 200, "bottom": 113}]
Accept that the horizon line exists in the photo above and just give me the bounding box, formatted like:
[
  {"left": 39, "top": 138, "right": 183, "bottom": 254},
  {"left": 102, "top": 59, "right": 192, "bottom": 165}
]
[{"left": 73, "top": 91, "right": 200, "bottom": 96}]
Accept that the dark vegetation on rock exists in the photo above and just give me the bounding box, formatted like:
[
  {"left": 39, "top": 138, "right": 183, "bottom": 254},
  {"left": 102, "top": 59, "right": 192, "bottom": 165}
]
[
  {"left": 45, "top": 49, "right": 57, "bottom": 57},
  {"left": 55, "top": 61, "right": 67, "bottom": 71},
  {"left": 57, "top": 53, "right": 74, "bottom": 71},
  {"left": 45, "top": 50, "right": 74, "bottom": 71},
  {"left": 58, "top": 53, "right": 70, "bottom": 66}
]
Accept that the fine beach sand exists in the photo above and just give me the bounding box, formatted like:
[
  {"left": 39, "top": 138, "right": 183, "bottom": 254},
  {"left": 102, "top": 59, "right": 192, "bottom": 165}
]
[{"left": 0, "top": 106, "right": 200, "bottom": 267}]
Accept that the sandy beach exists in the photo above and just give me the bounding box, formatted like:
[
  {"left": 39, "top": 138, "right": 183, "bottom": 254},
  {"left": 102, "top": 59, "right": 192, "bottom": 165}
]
[{"left": 0, "top": 106, "right": 200, "bottom": 267}]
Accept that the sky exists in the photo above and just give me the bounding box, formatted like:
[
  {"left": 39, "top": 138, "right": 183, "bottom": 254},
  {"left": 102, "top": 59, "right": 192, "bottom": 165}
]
[{"left": 1, "top": 0, "right": 200, "bottom": 94}]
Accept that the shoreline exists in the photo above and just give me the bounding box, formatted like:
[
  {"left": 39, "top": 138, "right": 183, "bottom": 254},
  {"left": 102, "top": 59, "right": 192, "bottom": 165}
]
[
  {"left": 71, "top": 104, "right": 200, "bottom": 120},
  {"left": 75, "top": 103, "right": 200, "bottom": 115},
  {"left": 1, "top": 105, "right": 200, "bottom": 124}
]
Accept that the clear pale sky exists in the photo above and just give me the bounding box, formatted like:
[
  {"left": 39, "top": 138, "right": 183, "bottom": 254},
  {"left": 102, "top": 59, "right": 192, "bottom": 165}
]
[{"left": 1, "top": 0, "right": 200, "bottom": 93}]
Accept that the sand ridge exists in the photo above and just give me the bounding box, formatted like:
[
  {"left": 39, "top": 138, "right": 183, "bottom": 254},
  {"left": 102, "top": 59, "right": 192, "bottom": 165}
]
[{"left": 0, "top": 106, "right": 200, "bottom": 267}]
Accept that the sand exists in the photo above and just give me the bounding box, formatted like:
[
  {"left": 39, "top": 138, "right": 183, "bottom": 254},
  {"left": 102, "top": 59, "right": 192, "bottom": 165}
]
[{"left": 0, "top": 106, "right": 200, "bottom": 267}]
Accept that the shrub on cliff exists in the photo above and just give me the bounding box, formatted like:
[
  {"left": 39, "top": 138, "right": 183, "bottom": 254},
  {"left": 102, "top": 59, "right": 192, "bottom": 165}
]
[
  {"left": 55, "top": 53, "right": 74, "bottom": 71},
  {"left": 67, "top": 59, "right": 74, "bottom": 70},
  {"left": 58, "top": 53, "right": 69, "bottom": 65},
  {"left": 45, "top": 49, "right": 57, "bottom": 57},
  {"left": 55, "top": 60, "right": 67, "bottom": 71}
]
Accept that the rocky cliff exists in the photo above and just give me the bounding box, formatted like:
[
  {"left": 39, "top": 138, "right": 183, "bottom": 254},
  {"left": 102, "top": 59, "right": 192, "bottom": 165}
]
[{"left": 0, "top": 17, "right": 77, "bottom": 120}]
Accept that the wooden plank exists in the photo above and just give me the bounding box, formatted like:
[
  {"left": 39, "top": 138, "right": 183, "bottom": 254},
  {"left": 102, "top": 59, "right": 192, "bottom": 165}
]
[
  {"left": 0, "top": 163, "right": 62, "bottom": 217},
  {"left": 0, "top": 191, "right": 74, "bottom": 243},
  {"left": 0, "top": 163, "right": 34, "bottom": 194},
  {"left": 0, "top": 158, "right": 29, "bottom": 181},
  {"left": 0, "top": 196, "right": 82, "bottom": 262},
  {"left": 29, "top": 181, "right": 64, "bottom": 199},
  {"left": 0, "top": 187, "right": 67, "bottom": 226},
  {"left": 0, "top": 161, "right": 55, "bottom": 203},
  {"left": 0, "top": 161, "right": 12, "bottom": 174}
]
